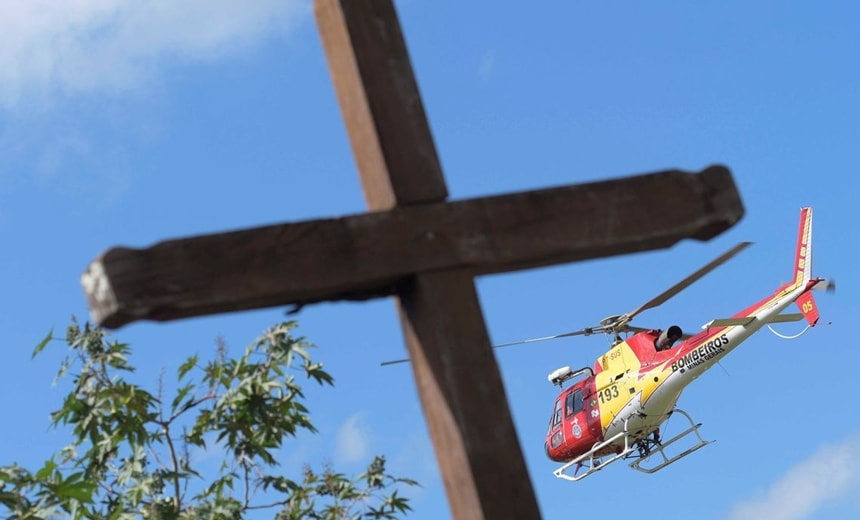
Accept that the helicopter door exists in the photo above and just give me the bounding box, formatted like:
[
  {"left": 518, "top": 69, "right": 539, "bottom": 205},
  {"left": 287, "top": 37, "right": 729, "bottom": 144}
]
[{"left": 564, "top": 386, "right": 600, "bottom": 449}]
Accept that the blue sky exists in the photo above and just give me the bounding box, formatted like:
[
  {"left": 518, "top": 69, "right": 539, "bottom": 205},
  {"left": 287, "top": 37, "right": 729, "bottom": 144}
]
[{"left": 1, "top": 1, "right": 858, "bottom": 519}]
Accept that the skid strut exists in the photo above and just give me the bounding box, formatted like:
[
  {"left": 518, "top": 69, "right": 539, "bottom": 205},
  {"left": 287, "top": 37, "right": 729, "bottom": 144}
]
[
  {"left": 629, "top": 408, "right": 713, "bottom": 474},
  {"left": 553, "top": 408, "right": 713, "bottom": 482},
  {"left": 553, "top": 418, "right": 636, "bottom": 482}
]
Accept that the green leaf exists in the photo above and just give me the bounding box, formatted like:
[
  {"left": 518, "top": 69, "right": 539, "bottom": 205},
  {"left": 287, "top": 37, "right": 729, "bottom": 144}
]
[
  {"left": 177, "top": 354, "right": 199, "bottom": 380},
  {"left": 34, "top": 458, "right": 58, "bottom": 481},
  {"left": 171, "top": 384, "right": 195, "bottom": 414},
  {"left": 32, "top": 329, "right": 54, "bottom": 359},
  {"left": 55, "top": 472, "right": 95, "bottom": 503}
]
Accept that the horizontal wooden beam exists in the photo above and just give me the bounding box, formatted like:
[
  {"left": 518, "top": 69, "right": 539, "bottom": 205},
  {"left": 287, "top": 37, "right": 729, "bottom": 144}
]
[{"left": 81, "top": 165, "right": 743, "bottom": 328}]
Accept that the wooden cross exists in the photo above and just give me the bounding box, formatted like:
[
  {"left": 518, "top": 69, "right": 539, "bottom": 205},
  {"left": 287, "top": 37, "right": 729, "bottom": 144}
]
[{"left": 80, "top": 1, "right": 744, "bottom": 518}]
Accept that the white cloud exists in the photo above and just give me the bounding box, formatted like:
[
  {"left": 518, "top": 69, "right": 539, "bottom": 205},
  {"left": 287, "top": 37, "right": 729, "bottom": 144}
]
[
  {"left": 0, "top": 0, "right": 309, "bottom": 110},
  {"left": 335, "top": 412, "right": 371, "bottom": 464},
  {"left": 726, "top": 434, "right": 860, "bottom": 520}
]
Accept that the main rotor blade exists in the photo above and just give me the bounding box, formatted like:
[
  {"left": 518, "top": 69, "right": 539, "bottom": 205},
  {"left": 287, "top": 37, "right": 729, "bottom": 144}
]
[
  {"left": 491, "top": 328, "right": 598, "bottom": 349},
  {"left": 626, "top": 242, "right": 752, "bottom": 320},
  {"left": 380, "top": 357, "right": 411, "bottom": 367},
  {"left": 382, "top": 242, "right": 750, "bottom": 367},
  {"left": 381, "top": 327, "right": 599, "bottom": 366}
]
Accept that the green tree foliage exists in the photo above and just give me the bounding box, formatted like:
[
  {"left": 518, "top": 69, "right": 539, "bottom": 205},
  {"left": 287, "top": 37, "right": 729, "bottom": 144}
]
[{"left": 1, "top": 320, "right": 417, "bottom": 519}]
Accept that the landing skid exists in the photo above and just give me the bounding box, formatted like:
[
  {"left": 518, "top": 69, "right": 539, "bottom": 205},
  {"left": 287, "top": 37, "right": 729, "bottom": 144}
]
[
  {"left": 630, "top": 409, "right": 714, "bottom": 473},
  {"left": 553, "top": 408, "right": 713, "bottom": 482}
]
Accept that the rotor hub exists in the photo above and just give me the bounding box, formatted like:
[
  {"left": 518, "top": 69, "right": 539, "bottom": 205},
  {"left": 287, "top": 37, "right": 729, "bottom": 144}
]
[{"left": 600, "top": 315, "right": 623, "bottom": 327}]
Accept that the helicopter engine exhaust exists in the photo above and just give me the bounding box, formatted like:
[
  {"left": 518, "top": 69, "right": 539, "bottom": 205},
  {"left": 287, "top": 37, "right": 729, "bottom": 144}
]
[{"left": 655, "top": 325, "right": 683, "bottom": 350}]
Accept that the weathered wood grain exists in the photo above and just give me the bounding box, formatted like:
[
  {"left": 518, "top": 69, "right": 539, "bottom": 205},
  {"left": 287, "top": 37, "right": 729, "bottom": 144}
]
[
  {"left": 81, "top": 166, "right": 742, "bottom": 329},
  {"left": 315, "top": 0, "right": 447, "bottom": 210}
]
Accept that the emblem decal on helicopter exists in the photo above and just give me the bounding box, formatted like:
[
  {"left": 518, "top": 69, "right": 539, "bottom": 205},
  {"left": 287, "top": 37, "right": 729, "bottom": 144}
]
[
  {"left": 572, "top": 417, "right": 582, "bottom": 439},
  {"left": 671, "top": 334, "right": 729, "bottom": 373},
  {"left": 590, "top": 409, "right": 599, "bottom": 418}
]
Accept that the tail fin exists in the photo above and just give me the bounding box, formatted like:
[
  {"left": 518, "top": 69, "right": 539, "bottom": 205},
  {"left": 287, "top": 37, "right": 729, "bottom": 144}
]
[
  {"left": 792, "top": 207, "right": 813, "bottom": 288},
  {"left": 796, "top": 292, "right": 820, "bottom": 326},
  {"left": 792, "top": 207, "right": 819, "bottom": 325}
]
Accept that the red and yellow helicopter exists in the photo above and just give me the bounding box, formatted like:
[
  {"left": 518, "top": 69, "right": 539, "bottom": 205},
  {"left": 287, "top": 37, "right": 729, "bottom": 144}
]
[
  {"left": 384, "top": 207, "right": 832, "bottom": 481},
  {"left": 499, "top": 206, "right": 832, "bottom": 481}
]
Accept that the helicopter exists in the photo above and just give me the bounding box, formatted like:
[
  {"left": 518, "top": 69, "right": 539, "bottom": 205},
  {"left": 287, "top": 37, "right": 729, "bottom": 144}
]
[
  {"left": 382, "top": 207, "right": 832, "bottom": 481},
  {"left": 504, "top": 206, "right": 832, "bottom": 481}
]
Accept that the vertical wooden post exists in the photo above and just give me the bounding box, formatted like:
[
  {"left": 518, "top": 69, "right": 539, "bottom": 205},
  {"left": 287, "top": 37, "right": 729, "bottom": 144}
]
[
  {"left": 397, "top": 270, "right": 541, "bottom": 518},
  {"left": 315, "top": 1, "right": 542, "bottom": 517}
]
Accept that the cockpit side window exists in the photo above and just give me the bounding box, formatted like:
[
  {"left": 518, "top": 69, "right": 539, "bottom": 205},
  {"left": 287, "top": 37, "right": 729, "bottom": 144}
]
[
  {"left": 564, "top": 389, "right": 584, "bottom": 417},
  {"left": 548, "top": 399, "right": 563, "bottom": 433}
]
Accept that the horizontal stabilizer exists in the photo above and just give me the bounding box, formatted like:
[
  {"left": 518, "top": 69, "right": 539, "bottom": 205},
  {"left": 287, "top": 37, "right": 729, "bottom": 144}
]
[
  {"left": 702, "top": 312, "right": 804, "bottom": 329},
  {"left": 769, "top": 313, "right": 804, "bottom": 324},
  {"left": 702, "top": 317, "right": 755, "bottom": 329}
]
